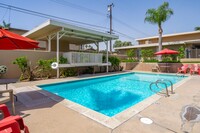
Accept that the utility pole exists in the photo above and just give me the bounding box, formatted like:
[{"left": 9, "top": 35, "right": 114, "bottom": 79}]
[{"left": 108, "top": 3, "right": 114, "bottom": 53}]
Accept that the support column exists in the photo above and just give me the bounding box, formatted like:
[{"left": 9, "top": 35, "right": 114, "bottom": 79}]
[
  {"left": 56, "top": 32, "right": 60, "bottom": 78},
  {"left": 196, "top": 48, "right": 198, "bottom": 58},
  {"left": 56, "top": 31, "right": 66, "bottom": 78},
  {"left": 48, "top": 35, "right": 51, "bottom": 52},
  {"left": 106, "top": 41, "right": 109, "bottom": 73},
  {"left": 97, "top": 42, "right": 99, "bottom": 53}
]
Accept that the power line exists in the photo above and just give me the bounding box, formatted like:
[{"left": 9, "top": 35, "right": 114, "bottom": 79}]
[
  {"left": 50, "top": 0, "right": 150, "bottom": 37},
  {"left": 113, "top": 17, "right": 151, "bottom": 36},
  {"left": 50, "top": 0, "right": 106, "bottom": 17},
  {"left": 113, "top": 30, "right": 136, "bottom": 41},
  {"left": 0, "top": 2, "right": 138, "bottom": 41},
  {"left": 0, "top": 8, "right": 8, "bottom": 22},
  {"left": 0, "top": 2, "right": 109, "bottom": 31}
]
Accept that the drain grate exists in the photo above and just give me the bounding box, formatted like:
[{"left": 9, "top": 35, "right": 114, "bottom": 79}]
[{"left": 181, "top": 105, "right": 200, "bottom": 123}]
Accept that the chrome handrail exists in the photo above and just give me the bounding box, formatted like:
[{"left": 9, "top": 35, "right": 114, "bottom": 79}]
[
  {"left": 156, "top": 79, "right": 174, "bottom": 94},
  {"left": 176, "top": 73, "right": 185, "bottom": 78},
  {"left": 149, "top": 81, "right": 169, "bottom": 97}
]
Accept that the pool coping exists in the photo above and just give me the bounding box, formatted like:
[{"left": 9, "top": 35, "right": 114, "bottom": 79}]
[{"left": 30, "top": 72, "right": 190, "bottom": 129}]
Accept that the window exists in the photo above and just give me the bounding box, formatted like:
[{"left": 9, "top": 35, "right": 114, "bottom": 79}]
[{"left": 69, "top": 44, "right": 80, "bottom": 50}]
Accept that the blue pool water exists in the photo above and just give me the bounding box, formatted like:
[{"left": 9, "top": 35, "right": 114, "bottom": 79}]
[{"left": 38, "top": 73, "right": 186, "bottom": 117}]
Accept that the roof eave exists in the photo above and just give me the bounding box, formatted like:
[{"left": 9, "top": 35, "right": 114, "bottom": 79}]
[
  {"left": 136, "top": 30, "right": 200, "bottom": 41},
  {"left": 23, "top": 19, "right": 118, "bottom": 40}
]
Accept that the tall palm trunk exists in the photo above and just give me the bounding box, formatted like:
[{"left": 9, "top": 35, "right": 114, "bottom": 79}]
[{"left": 158, "top": 26, "right": 163, "bottom": 61}]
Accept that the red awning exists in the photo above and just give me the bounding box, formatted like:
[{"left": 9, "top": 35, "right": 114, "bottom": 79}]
[
  {"left": 154, "top": 48, "right": 179, "bottom": 55},
  {"left": 0, "top": 28, "right": 39, "bottom": 50}
]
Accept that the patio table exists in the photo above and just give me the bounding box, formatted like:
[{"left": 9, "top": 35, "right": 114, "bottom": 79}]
[{"left": 0, "top": 78, "right": 18, "bottom": 101}]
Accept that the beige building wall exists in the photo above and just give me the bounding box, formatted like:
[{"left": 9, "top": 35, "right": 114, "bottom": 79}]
[
  {"left": 118, "top": 49, "right": 128, "bottom": 55},
  {"left": 139, "top": 39, "right": 158, "bottom": 45},
  {"left": 50, "top": 40, "right": 81, "bottom": 52},
  {"left": 50, "top": 40, "right": 71, "bottom": 52},
  {"left": 0, "top": 50, "right": 58, "bottom": 78},
  {"left": 117, "top": 31, "right": 200, "bottom": 59},
  {"left": 9, "top": 28, "right": 28, "bottom": 35}
]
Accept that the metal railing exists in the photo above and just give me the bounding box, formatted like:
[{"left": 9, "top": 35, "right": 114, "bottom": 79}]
[
  {"left": 186, "top": 49, "right": 200, "bottom": 58},
  {"left": 156, "top": 79, "right": 174, "bottom": 94},
  {"left": 149, "top": 79, "right": 174, "bottom": 97},
  {"left": 63, "top": 52, "right": 103, "bottom": 64}
]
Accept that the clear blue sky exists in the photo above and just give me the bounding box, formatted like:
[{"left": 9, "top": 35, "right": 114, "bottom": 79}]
[{"left": 0, "top": 0, "right": 200, "bottom": 46}]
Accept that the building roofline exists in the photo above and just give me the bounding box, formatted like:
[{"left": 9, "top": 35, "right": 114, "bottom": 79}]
[
  {"left": 23, "top": 19, "right": 118, "bottom": 40},
  {"left": 136, "top": 30, "right": 200, "bottom": 41},
  {"left": 114, "top": 39, "right": 200, "bottom": 50},
  {"left": 22, "top": 20, "right": 50, "bottom": 37},
  {"left": 10, "top": 27, "right": 28, "bottom": 32}
]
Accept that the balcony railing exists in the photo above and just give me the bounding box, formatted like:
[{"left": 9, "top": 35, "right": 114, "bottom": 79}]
[
  {"left": 188, "top": 49, "right": 200, "bottom": 58},
  {"left": 63, "top": 52, "right": 103, "bottom": 65}
]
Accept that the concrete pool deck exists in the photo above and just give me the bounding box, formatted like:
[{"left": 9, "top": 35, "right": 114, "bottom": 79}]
[{"left": 1, "top": 71, "right": 200, "bottom": 133}]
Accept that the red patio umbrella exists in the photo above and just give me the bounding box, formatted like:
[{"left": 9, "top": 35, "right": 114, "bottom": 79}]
[
  {"left": 0, "top": 28, "right": 39, "bottom": 50},
  {"left": 155, "top": 48, "right": 179, "bottom": 55},
  {"left": 154, "top": 48, "right": 179, "bottom": 72}
]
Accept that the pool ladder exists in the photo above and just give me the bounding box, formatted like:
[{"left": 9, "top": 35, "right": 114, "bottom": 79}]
[
  {"left": 149, "top": 79, "right": 174, "bottom": 97},
  {"left": 176, "top": 73, "right": 185, "bottom": 78}
]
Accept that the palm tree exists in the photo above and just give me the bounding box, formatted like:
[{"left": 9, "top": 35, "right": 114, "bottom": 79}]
[
  {"left": 145, "top": 2, "right": 173, "bottom": 60},
  {"left": 0, "top": 21, "right": 11, "bottom": 29},
  {"left": 194, "top": 27, "right": 200, "bottom": 31}
]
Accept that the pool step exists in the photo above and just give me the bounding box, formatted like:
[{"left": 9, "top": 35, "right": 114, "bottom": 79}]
[{"left": 149, "top": 79, "right": 174, "bottom": 97}]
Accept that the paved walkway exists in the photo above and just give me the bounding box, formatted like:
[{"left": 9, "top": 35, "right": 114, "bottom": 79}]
[
  {"left": 113, "top": 76, "right": 200, "bottom": 133},
  {"left": 1, "top": 72, "right": 200, "bottom": 133}
]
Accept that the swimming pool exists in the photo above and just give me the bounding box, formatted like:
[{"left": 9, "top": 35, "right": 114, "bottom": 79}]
[{"left": 38, "top": 72, "right": 186, "bottom": 117}]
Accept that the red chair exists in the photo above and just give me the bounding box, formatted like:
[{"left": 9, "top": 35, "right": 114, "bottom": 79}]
[
  {"left": 177, "top": 64, "right": 189, "bottom": 74},
  {"left": 0, "top": 120, "right": 21, "bottom": 133},
  {"left": 0, "top": 104, "right": 29, "bottom": 133},
  {"left": 190, "top": 64, "right": 200, "bottom": 75}
]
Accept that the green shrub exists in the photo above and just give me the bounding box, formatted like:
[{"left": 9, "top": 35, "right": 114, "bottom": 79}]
[
  {"left": 58, "top": 56, "right": 68, "bottom": 77},
  {"left": 13, "top": 56, "right": 28, "bottom": 74},
  {"left": 141, "top": 49, "right": 155, "bottom": 61},
  {"left": 126, "top": 49, "right": 135, "bottom": 59},
  {"left": 159, "top": 60, "right": 180, "bottom": 63},
  {"left": 83, "top": 67, "right": 94, "bottom": 74},
  {"left": 162, "top": 55, "right": 171, "bottom": 62},
  {"left": 102, "top": 56, "right": 121, "bottom": 71},
  {"left": 161, "top": 54, "right": 178, "bottom": 63},
  {"left": 59, "top": 56, "right": 68, "bottom": 64},
  {"left": 121, "top": 59, "right": 139, "bottom": 62},
  {"left": 181, "top": 61, "right": 200, "bottom": 63},
  {"left": 109, "top": 56, "right": 121, "bottom": 71},
  {"left": 37, "top": 56, "right": 67, "bottom": 78},
  {"left": 60, "top": 68, "right": 77, "bottom": 77},
  {"left": 143, "top": 59, "right": 158, "bottom": 63},
  {"left": 170, "top": 54, "right": 177, "bottom": 61},
  {"left": 102, "top": 55, "right": 106, "bottom": 63},
  {"left": 13, "top": 56, "right": 34, "bottom": 81},
  {"left": 37, "top": 58, "right": 55, "bottom": 78},
  {"left": 178, "top": 46, "right": 185, "bottom": 60}
]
